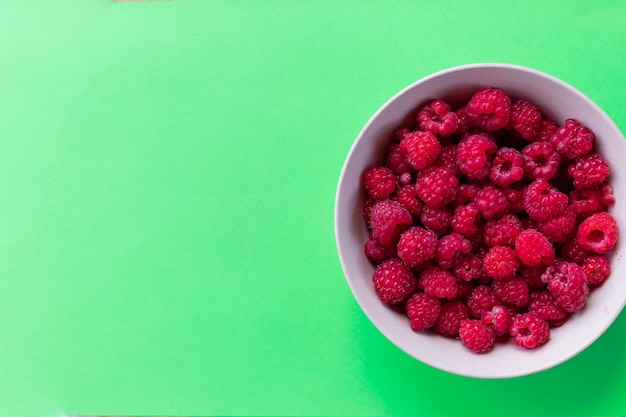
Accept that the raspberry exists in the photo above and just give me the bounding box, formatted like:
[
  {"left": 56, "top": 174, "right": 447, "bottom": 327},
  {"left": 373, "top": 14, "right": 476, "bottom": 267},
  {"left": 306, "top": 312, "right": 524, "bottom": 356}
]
[
  {"left": 561, "top": 237, "right": 592, "bottom": 264},
  {"left": 433, "top": 299, "right": 468, "bottom": 337},
  {"left": 474, "top": 184, "right": 508, "bottom": 220},
  {"left": 385, "top": 142, "right": 413, "bottom": 175},
  {"left": 456, "top": 134, "right": 498, "bottom": 180},
  {"left": 550, "top": 118, "right": 594, "bottom": 159},
  {"left": 368, "top": 199, "right": 413, "bottom": 245},
  {"left": 502, "top": 183, "right": 526, "bottom": 213},
  {"left": 542, "top": 261, "right": 589, "bottom": 312},
  {"left": 416, "top": 100, "right": 459, "bottom": 137},
  {"left": 537, "top": 207, "right": 576, "bottom": 243},
  {"left": 507, "top": 99, "right": 542, "bottom": 141},
  {"left": 394, "top": 183, "right": 423, "bottom": 216},
  {"left": 435, "top": 232, "right": 472, "bottom": 269},
  {"left": 372, "top": 258, "right": 417, "bottom": 304},
  {"left": 451, "top": 203, "right": 481, "bottom": 237},
  {"left": 483, "top": 212, "right": 523, "bottom": 246},
  {"left": 567, "top": 153, "right": 610, "bottom": 190},
  {"left": 520, "top": 265, "right": 548, "bottom": 291},
  {"left": 492, "top": 276, "right": 529, "bottom": 308},
  {"left": 465, "top": 87, "right": 511, "bottom": 131},
  {"left": 420, "top": 206, "right": 452, "bottom": 237},
  {"left": 521, "top": 141, "right": 562, "bottom": 180},
  {"left": 523, "top": 179, "right": 568, "bottom": 221},
  {"left": 460, "top": 319, "right": 495, "bottom": 353},
  {"left": 582, "top": 255, "right": 611, "bottom": 286},
  {"left": 416, "top": 166, "right": 459, "bottom": 208},
  {"left": 363, "top": 166, "right": 397, "bottom": 200},
  {"left": 510, "top": 313, "right": 550, "bottom": 349},
  {"left": 406, "top": 293, "right": 441, "bottom": 332},
  {"left": 400, "top": 131, "right": 441, "bottom": 171},
  {"left": 570, "top": 188, "right": 606, "bottom": 219},
  {"left": 455, "top": 183, "right": 480, "bottom": 207},
  {"left": 576, "top": 212, "right": 619, "bottom": 254},
  {"left": 482, "top": 245, "right": 520, "bottom": 279},
  {"left": 397, "top": 227, "right": 437, "bottom": 269},
  {"left": 489, "top": 147, "right": 524, "bottom": 187},
  {"left": 435, "top": 142, "right": 461, "bottom": 177},
  {"left": 453, "top": 254, "right": 483, "bottom": 281},
  {"left": 364, "top": 238, "right": 396, "bottom": 263},
  {"left": 481, "top": 305, "right": 513, "bottom": 336},
  {"left": 528, "top": 290, "right": 567, "bottom": 326},
  {"left": 514, "top": 229, "right": 555, "bottom": 267},
  {"left": 454, "top": 106, "right": 470, "bottom": 134},
  {"left": 417, "top": 266, "right": 459, "bottom": 299},
  {"left": 467, "top": 285, "right": 499, "bottom": 318},
  {"left": 535, "top": 118, "right": 558, "bottom": 143}
]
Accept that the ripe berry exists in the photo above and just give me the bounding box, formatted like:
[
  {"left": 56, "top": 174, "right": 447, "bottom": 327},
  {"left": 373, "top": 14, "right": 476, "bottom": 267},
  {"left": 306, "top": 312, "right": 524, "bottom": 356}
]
[
  {"left": 582, "top": 255, "right": 611, "bottom": 286},
  {"left": 435, "top": 233, "right": 472, "bottom": 269},
  {"left": 490, "top": 147, "right": 524, "bottom": 187},
  {"left": 400, "top": 131, "right": 441, "bottom": 170},
  {"left": 522, "top": 141, "right": 562, "bottom": 180},
  {"left": 417, "top": 266, "right": 459, "bottom": 300},
  {"left": 363, "top": 166, "right": 397, "bottom": 200},
  {"left": 515, "top": 229, "right": 555, "bottom": 267},
  {"left": 577, "top": 211, "right": 618, "bottom": 254},
  {"left": 550, "top": 118, "right": 594, "bottom": 159},
  {"left": 394, "top": 183, "right": 423, "bottom": 216},
  {"left": 492, "top": 276, "right": 529, "bottom": 308},
  {"left": 507, "top": 99, "right": 542, "bottom": 141},
  {"left": 483, "top": 246, "right": 520, "bottom": 279},
  {"left": 406, "top": 293, "right": 441, "bottom": 332},
  {"left": 460, "top": 319, "right": 495, "bottom": 353},
  {"left": 420, "top": 206, "right": 453, "bottom": 237},
  {"left": 397, "top": 227, "right": 437, "bottom": 269},
  {"left": 542, "top": 261, "right": 589, "bottom": 312},
  {"left": 453, "top": 254, "right": 484, "bottom": 281},
  {"left": 451, "top": 203, "right": 481, "bottom": 237},
  {"left": 537, "top": 208, "right": 576, "bottom": 243},
  {"left": 475, "top": 184, "right": 508, "bottom": 220},
  {"left": 457, "top": 134, "right": 498, "bottom": 180},
  {"left": 481, "top": 305, "right": 513, "bottom": 336},
  {"left": 466, "top": 87, "right": 512, "bottom": 131},
  {"left": 372, "top": 258, "right": 416, "bottom": 304},
  {"left": 364, "top": 238, "right": 396, "bottom": 263},
  {"left": 483, "top": 212, "right": 523, "bottom": 246},
  {"left": 467, "top": 285, "right": 499, "bottom": 318},
  {"left": 523, "top": 179, "right": 568, "bottom": 222},
  {"left": 416, "top": 166, "right": 459, "bottom": 208},
  {"left": 528, "top": 290, "right": 567, "bottom": 326},
  {"left": 416, "top": 100, "right": 459, "bottom": 137},
  {"left": 535, "top": 118, "right": 558, "bottom": 143},
  {"left": 433, "top": 300, "right": 468, "bottom": 337},
  {"left": 510, "top": 313, "right": 550, "bottom": 349},
  {"left": 368, "top": 199, "right": 413, "bottom": 245},
  {"left": 568, "top": 153, "right": 610, "bottom": 190},
  {"left": 385, "top": 142, "right": 413, "bottom": 175}
]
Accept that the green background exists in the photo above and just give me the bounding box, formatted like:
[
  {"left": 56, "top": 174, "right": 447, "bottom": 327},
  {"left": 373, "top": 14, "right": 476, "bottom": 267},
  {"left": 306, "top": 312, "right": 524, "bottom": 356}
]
[{"left": 1, "top": 1, "right": 625, "bottom": 416}]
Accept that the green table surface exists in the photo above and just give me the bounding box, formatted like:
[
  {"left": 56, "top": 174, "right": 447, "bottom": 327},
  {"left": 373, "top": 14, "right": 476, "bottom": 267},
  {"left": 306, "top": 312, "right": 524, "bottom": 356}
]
[{"left": 2, "top": 1, "right": 626, "bottom": 416}]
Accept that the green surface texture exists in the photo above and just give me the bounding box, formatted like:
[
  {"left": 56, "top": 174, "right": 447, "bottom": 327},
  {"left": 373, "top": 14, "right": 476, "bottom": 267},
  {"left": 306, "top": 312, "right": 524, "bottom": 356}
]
[{"left": 1, "top": 1, "right": 626, "bottom": 416}]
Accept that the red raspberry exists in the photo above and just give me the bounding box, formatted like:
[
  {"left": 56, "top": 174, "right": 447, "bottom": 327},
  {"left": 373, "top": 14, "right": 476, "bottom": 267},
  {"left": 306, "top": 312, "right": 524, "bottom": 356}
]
[
  {"left": 454, "top": 106, "right": 470, "bottom": 134},
  {"left": 435, "top": 142, "right": 461, "bottom": 177},
  {"left": 400, "top": 131, "right": 441, "bottom": 171},
  {"left": 582, "top": 255, "right": 611, "bottom": 286},
  {"left": 467, "top": 285, "right": 499, "bottom": 318},
  {"left": 420, "top": 206, "right": 452, "bottom": 237},
  {"left": 364, "top": 237, "right": 396, "bottom": 263},
  {"left": 416, "top": 166, "right": 459, "bottom": 208},
  {"left": 520, "top": 265, "right": 548, "bottom": 291},
  {"left": 550, "top": 118, "right": 594, "bottom": 159},
  {"left": 435, "top": 232, "right": 472, "bottom": 269},
  {"left": 394, "top": 183, "right": 423, "bottom": 216},
  {"left": 417, "top": 266, "right": 459, "bottom": 299},
  {"left": 460, "top": 319, "right": 495, "bottom": 353},
  {"left": 481, "top": 305, "right": 513, "bottom": 336},
  {"left": 465, "top": 87, "right": 512, "bottom": 131},
  {"left": 363, "top": 166, "right": 397, "bottom": 200},
  {"left": 568, "top": 153, "right": 610, "bottom": 190},
  {"left": 561, "top": 237, "right": 592, "bottom": 264},
  {"left": 397, "top": 227, "right": 437, "bottom": 269},
  {"left": 537, "top": 208, "right": 576, "bottom": 243},
  {"left": 502, "top": 183, "right": 526, "bottom": 213},
  {"left": 483, "top": 245, "right": 520, "bottom": 279},
  {"left": 392, "top": 127, "right": 411, "bottom": 142},
  {"left": 570, "top": 188, "right": 606, "bottom": 219},
  {"left": 535, "top": 118, "right": 558, "bottom": 143},
  {"left": 475, "top": 184, "right": 508, "bottom": 220},
  {"left": 406, "top": 292, "right": 441, "bottom": 332},
  {"left": 416, "top": 100, "right": 459, "bottom": 137},
  {"left": 515, "top": 229, "right": 555, "bottom": 267},
  {"left": 507, "top": 99, "right": 542, "bottom": 141},
  {"left": 451, "top": 203, "right": 481, "bottom": 237},
  {"left": 483, "top": 212, "right": 523, "bottom": 246},
  {"left": 577, "top": 211, "right": 619, "bottom": 254},
  {"left": 368, "top": 199, "right": 413, "bottom": 245},
  {"left": 385, "top": 142, "right": 413, "bottom": 175},
  {"left": 453, "top": 254, "right": 483, "bottom": 281},
  {"left": 456, "top": 134, "right": 498, "bottom": 180},
  {"left": 542, "top": 261, "right": 589, "bottom": 312},
  {"left": 523, "top": 179, "right": 568, "bottom": 222},
  {"left": 510, "top": 313, "right": 550, "bottom": 349},
  {"left": 492, "top": 276, "right": 529, "bottom": 308},
  {"left": 433, "top": 300, "right": 468, "bottom": 337},
  {"left": 489, "top": 147, "right": 524, "bottom": 187},
  {"left": 521, "top": 141, "right": 562, "bottom": 180},
  {"left": 455, "top": 183, "right": 481, "bottom": 206},
  {"left": 372, "top": 258, "right": 416, "bottom": 304},
  {"left": 528, "top": 290, "right": 567, "bottom": 326}
]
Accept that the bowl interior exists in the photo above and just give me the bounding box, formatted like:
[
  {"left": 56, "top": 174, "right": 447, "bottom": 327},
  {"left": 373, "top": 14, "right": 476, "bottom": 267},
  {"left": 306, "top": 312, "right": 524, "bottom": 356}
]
[{"left": 335, "top": 64, "right": 626, "bottom": 378}]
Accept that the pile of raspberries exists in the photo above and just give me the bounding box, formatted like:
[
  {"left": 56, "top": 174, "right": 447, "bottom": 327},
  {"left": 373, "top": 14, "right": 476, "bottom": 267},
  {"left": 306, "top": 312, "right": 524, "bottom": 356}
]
[{"left": 362, "top": 87, "right": 618, "bottom": 353}]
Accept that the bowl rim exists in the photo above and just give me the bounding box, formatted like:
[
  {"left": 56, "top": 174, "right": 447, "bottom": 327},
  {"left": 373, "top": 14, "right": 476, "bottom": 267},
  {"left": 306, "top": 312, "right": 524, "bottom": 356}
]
[{"left": 334, "top": 62, "right": 626, "bottom": 379}]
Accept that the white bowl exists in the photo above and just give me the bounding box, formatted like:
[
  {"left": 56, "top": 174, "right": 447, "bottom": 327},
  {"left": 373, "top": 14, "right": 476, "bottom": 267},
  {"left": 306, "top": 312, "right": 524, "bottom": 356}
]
[{"left": 335, "top": 63, "right": 626, "bottom": 378}]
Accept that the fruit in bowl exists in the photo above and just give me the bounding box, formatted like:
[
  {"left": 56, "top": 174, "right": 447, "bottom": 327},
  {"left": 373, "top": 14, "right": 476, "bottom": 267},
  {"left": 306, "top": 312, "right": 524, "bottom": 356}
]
[{"left": 335, "top": 63, "right": 626, "bottom": 378}]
